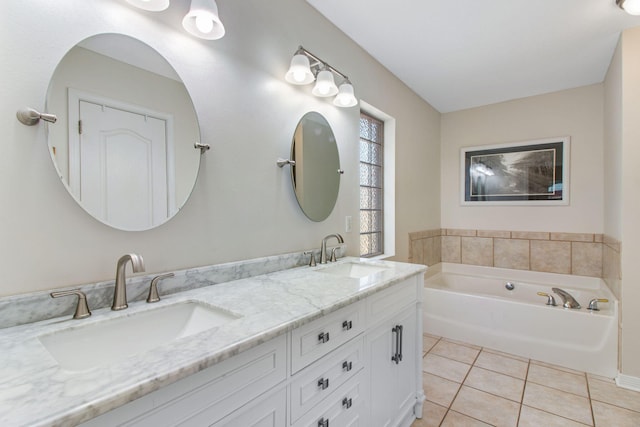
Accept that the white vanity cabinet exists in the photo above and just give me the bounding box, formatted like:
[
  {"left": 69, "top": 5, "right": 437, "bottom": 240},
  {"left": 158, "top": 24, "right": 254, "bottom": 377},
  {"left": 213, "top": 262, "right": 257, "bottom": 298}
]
[
  {"left": 78, "top": 272, "right": 423, "bottom": 427},
  {"left": 366, "top": 278, "right": 423, "bottom": 427}
]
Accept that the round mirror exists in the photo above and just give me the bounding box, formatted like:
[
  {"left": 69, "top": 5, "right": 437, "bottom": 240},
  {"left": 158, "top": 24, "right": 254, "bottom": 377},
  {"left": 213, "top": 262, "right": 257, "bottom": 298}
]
[
  {"left": 290, "top": 112, "right": 341, "bottom": 222},
  {"left": 46, "top": 34, "right": 201, "bottom": 231}
]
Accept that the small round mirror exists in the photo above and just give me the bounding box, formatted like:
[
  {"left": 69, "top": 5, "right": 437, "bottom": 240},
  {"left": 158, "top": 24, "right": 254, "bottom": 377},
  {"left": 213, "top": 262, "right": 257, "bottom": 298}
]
[
  {"left": 46, "top": 33, "right": 201, "bottom": 231},
  {"left": 290, "top": 112, "right": 341, "bottom": 221}
]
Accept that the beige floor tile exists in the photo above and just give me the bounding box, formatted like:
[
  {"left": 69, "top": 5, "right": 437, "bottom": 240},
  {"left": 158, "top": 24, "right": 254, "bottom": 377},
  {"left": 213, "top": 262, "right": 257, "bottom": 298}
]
[
  {"left": 443, "top": 337, "right": 482, "bottom": 350},
  {"left": 441, "top": 410, "right": 492, "bottom": 426},
  {"left": 423, "top": 353, "right": 472, "bottom": 383},
  {"left": 482, "top": 347, "right": 529, "bottom": 363},
  {"left": 527, "top": 363, "right": 588, "bottom": 397},
  {"left": 475, "top": 350, "right": 529, "bottom": 379},
  {"left": 423, "top": 334, "right": 440, "bottom": 353},
  {"left": 519, "top": 405, "right": 590, "bottom": 427},
  {"left": 464, "top": 366, "right": 525, "bottom": 402},
  {"left": 592, "top": 401, "right": 640, "bottom": 427},
  {"left": 451, "top": 386, "right": 520, "bottom": 426},
  {"left": 530, "top": 359, "right": 584, "bottom": 376},
  {"left": 423, "top": 372, "right": 462, "bottom": 407},
  {"left": 586, "top": 372, "right": 615, "bottom": 383},
  {"left": 588, "top": 377, "right": 640, "bottom": 413},
  {"left": 430, "top": 340, "right": 481, "bottom": 364},
  {"left": 411, "top": 400, "right": 448, "bottom": 427},
  {"left": 523, "top": 382, "right": 593, "bottom": 426}
]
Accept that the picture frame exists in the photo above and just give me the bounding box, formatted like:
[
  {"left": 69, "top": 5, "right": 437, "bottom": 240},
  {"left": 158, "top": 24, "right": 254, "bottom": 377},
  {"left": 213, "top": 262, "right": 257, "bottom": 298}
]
[{"left": 460, "top": 136, "right": 570, "bottom": 205}]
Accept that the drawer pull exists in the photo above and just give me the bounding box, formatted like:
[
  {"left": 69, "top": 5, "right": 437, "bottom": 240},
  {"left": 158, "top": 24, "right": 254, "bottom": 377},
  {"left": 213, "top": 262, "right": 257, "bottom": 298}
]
[
  {"left": 317, "top": 377, "right": 330, "bottom": 390},
  {"left": 342, "top": 320, "right": 353, "bottom": 330},
  {"left": 342, "top": 397, "right": 353, "bottom": 409},
  {"left": 342, "top": 360, "right": 353, "bottom": 372},
  {"left": 317, "top": 417, "right": 329, "bottom": 427},
  {"left": 318, "top": 332, "right": 330, "bottom": 344}
]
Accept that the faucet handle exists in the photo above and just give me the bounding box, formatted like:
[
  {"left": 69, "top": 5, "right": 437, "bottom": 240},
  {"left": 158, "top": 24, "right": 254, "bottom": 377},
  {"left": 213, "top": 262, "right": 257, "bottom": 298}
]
[
  {"left": 588, "top": 298, "right": 609, "bottom": 311},
  {"left": 50, "top": 290, "right": 91, "bottom": 319},
  {"left": 304, "top": 251, "right": 317, "bottom": 267},
  {"left": 537, "top": 292, "right": 557, "bottom": 306},
  {"left": 330, "top": 247, "right": 339, "bottom": 262},
  {"left": 147, "top": 273, "right": 175, "bottom": 303}
]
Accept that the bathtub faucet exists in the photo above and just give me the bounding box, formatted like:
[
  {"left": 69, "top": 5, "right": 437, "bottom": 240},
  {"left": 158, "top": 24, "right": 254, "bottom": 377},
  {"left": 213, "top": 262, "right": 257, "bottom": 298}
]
[{"left": 551, "top": 288, "right": 581, "bottom": 309}]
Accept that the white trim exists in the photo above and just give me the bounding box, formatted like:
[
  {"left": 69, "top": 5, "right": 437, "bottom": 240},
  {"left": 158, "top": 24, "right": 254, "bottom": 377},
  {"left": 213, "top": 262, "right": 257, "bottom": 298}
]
[
  {"left": 360, "top": 100, "right": 396, "bottom": 258},
  {"left": 616, "top": 373, "right": 640, "bottom": 392}
]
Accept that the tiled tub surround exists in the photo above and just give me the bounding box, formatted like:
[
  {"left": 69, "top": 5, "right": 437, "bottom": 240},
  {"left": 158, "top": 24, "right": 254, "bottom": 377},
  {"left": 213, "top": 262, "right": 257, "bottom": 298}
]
[
  {"left": 409, "top": 228, "right": 621, "bottom": 279},
  {"left": 0, "top": 256, "right": 425, "bottom": 426},
  {"left": 423, "top": 263, "right": 618, "bottom": 377}
]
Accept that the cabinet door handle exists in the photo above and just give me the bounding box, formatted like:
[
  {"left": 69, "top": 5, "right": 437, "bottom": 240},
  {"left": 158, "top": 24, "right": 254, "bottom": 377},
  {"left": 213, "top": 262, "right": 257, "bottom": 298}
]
[
  {"left": 317, "top": 417, "right": 329, "bottom": 427},
  {"left": 342, "top": 320, "right": 353, "bottom": 330},
  {"left": 317, "top": 377, "right": 330, "bottom": 390},
  {"left": 342, "top": 360, "right": 353, "bottom": 372},
  {"left": 398, "top": 324, "right": 404, "bottom": 362},
  {"left": 342, "top": 397, "right": 353, "bottom": 409},
  {"left": 391, "top": 325, "right": 401, "bottom": 364},
  {"left": 318, "top": 332, "right": 330, "bottom": 343}
]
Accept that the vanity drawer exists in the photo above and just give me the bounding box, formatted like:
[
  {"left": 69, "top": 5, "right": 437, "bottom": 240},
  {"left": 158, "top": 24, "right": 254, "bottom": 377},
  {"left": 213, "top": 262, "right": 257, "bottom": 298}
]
[
  {"left": 290, "top": 336, "right": 364, "bottom": 423},
  {"left": 292, "top": 370, "right": 366, "bottom": 427},
  {"left": 291, "top": 302, "right": 365, "bottom": 373},
  {"left": 366, "top": 278, "right": 418, "bottom": 327}
]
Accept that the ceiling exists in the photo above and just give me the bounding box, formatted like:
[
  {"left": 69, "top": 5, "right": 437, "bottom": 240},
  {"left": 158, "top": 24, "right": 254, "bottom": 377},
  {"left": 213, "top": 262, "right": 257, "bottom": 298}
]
[{"left": 306, "top": 0, "right": 640, "bottom": 113}]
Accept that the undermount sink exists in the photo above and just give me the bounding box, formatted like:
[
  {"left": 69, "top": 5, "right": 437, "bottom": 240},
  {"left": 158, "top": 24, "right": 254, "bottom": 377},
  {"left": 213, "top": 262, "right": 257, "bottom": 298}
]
[
  {"left": 316, "top": 261, "right": 389, "bottom": 279},
  {"left": 39, "top": 301, "right": 241, "bottom": 372}
]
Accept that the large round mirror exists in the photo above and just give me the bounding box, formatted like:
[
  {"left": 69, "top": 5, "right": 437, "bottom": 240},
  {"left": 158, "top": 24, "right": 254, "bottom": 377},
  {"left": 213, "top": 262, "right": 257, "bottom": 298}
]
[
  {"left": 290, "top": 112, "right": 341, "bottom": 222},
  {"left": 46, "top": 33, "right": 201, "bottom": 231}
]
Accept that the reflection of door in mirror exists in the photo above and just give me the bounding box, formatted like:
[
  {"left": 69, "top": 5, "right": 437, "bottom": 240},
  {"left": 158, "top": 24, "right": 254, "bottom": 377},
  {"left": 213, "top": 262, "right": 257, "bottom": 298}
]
[{"left": 71, "top": 94, "right": 174, "bottom": 230}]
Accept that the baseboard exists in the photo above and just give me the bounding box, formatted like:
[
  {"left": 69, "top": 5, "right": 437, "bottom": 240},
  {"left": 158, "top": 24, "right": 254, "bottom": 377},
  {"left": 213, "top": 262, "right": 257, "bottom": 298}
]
[{"left": 616, "top": 373, "right": 640, "bottom": 392}]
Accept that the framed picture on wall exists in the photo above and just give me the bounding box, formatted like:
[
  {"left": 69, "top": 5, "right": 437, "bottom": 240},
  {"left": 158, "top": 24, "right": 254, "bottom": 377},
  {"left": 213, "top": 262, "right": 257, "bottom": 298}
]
[{"left": 460, "top": 136, "right": 570, "bottom": 205}]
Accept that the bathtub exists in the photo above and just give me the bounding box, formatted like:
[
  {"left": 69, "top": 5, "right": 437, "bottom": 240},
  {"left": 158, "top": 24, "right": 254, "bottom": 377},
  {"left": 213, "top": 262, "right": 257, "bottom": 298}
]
[{"left": 423, "top": 263, "right": 618, "bottom": 377}]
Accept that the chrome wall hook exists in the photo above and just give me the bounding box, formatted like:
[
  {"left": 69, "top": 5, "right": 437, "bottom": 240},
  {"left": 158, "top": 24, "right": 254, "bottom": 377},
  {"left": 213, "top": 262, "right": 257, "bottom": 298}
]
[
  {"left": 277, "top": 158, "right": 296, "bottom": 168},
  {"left": 194, "top": 142, "right": 210, "bottom": 154},
  {"left": 16, "top": 107, "right": 57, "bottom": 126}
]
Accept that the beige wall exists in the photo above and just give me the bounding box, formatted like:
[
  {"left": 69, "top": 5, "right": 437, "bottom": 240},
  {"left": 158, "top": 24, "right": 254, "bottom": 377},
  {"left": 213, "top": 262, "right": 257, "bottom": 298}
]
[
  {"left": 0, "top": 0, "right": 440, "bottom": 297},
  {"left": 441, "top": 84, "right": 604, "bottom": 233}
]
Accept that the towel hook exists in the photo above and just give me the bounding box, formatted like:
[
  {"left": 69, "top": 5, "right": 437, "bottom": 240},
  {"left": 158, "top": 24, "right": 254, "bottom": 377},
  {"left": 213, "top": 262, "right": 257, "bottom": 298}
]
[
  {"left": 277, "top": 158, "right": 296, "bottom": 168},
  {"left": 194, "top": 142, "right": 210, "bottom": 154},
  {"left": 16, "top": 107, "right": 57, "bottom": 126}
]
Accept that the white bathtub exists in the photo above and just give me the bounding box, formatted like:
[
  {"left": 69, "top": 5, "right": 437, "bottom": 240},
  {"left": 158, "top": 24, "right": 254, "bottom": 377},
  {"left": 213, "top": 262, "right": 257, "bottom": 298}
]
[{"left": 423, "top": 263, "right": 618, "bottom": 377}]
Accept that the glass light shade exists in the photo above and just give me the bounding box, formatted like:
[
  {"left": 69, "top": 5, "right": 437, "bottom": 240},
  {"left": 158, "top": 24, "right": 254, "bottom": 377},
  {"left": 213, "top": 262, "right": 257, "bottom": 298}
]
[
  {"left": 333, "top": 82, "right": 358, "bottom": 107},
  {"left": 125, "top": 0, "right": 170, "bottom": 11},
  {"left": 619, "top": 0, "right": 640, "bottom": 14},
  {"left": 312, "top": 70, "right": 339, "bottom": 97},
  {"left": 285, "top": 54, "right": 315, "bottom": 85},
  {"left": 182, "top": 0, "right": 225, "bottom": 40}
]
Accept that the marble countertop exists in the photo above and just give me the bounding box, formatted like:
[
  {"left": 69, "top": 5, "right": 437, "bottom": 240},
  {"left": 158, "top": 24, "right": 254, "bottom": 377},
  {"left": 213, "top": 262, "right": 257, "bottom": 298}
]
[{"left": 0, "top": 257, "right": 426, "bottom": 427}]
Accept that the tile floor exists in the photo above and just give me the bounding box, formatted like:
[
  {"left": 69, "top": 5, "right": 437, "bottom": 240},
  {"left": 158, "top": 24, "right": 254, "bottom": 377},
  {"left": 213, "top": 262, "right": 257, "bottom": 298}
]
[{"left": 412, "top": 334, "right": 640, "bottom": 427}]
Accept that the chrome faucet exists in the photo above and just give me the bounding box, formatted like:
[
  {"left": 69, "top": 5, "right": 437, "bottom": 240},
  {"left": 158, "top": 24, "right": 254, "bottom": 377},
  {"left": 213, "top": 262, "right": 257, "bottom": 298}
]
[
  {"left": 551, "top": 287, "right": 581, "bottom": 309},
  {"left": 112, "top": 253, "right": 145, "bottom": 311},
  {"left": 320, "top": 234, "right": 344, "bottom": 264}
]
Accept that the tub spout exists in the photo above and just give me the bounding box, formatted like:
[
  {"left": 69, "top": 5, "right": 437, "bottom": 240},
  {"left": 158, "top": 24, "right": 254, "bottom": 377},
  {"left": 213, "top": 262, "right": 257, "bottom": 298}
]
[{"left": 552, "top": 287, "right": 581, "bottom": 309}]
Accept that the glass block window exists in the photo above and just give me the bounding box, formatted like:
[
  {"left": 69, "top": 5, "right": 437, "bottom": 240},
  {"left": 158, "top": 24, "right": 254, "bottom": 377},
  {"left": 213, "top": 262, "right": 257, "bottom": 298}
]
[{"left": 359, "top": 112, "right": 384, "bottom": 257}]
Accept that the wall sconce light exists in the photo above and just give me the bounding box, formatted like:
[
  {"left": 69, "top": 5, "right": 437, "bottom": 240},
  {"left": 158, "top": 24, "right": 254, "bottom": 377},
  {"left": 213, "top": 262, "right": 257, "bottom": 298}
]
[
  {"left": 285, "top": 46, "right": 358, "bottom": 108},
  {"left": 124, "top": 0, "right": 225, "bottom": 40},
  {"left": 617, "top": 0, "right": 640, "bottom": 15}
]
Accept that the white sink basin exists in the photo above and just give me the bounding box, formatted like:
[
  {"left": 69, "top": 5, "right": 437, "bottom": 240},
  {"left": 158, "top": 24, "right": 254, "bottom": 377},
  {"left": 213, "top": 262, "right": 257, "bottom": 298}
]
[
  {"left": 39, "top": 301, "right": 241, "bottom": 371},
  {"left": 317, "top": 262, "right": 389, "bottom": 279}
]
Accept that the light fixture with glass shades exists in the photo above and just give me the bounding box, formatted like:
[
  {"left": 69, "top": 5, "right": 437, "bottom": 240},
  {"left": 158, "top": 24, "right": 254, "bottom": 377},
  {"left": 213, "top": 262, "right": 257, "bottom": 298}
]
[
  {"left": 617, "top": 0, "right": 640, "bottom": 15},
  {"left": 285, "top": 46, "right": 358, "bottom": 108},
  {"left": 124, "top": 0, "right": 225, "bottom": 40}
]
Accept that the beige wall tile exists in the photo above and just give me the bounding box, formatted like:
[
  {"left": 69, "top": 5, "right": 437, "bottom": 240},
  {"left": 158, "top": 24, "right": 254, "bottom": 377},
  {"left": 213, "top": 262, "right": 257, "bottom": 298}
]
[
  {"left": 512, "top": 231, "right": 550, "bottom": 240},
  {"left": 550, "top": 232, "right": 594, "bottom": 242},
  {"left": 424, "top": 236, "right": 442, "bottom": 267},
  {"left": 603, "top": 234, "right": 621, "bottom": 249},
  {"left": 477, "top": 229, "right": 511, "bottom": 238},
  {"left": 572, "top": 242, "right": 603, "bottom": 277},
  {"left": 441, "top": 236, "right": 461, "bottom": 263},
  {"left": 494, "top": 238, "right": 530, "bottom": 270},
  {"left": 594, "top": 234, "right": 604, "bottom": 243},
  {"left": 530, "top": 240, "right": 571, "bottom": 274},
  {"left": 446, "top": 229, "right": 477, "bottom": 237},
  {"left": 603, "top": 244, "right": 622, "bottom": 300},
  {"left": 410, "top": 238, "right": 423, "bottom": 264},
  {"left": 461, "top": 237, "right": 493, "bottom": 266}
]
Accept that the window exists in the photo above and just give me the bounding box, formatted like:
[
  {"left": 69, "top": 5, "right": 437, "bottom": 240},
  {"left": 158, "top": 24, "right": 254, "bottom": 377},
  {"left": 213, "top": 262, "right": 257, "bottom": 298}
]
[{"left": 359, "top": 112, "right": 384, "bottom": 257}]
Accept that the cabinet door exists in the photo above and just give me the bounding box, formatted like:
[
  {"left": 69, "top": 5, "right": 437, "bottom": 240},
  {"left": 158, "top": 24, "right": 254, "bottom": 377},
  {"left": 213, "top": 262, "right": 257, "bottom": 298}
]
[
  {"left": 213, "top": 386, "right": 286, "bottom": 427},
  {"left": 367, "top": 306, "right": 418, "bottom": 427}
]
